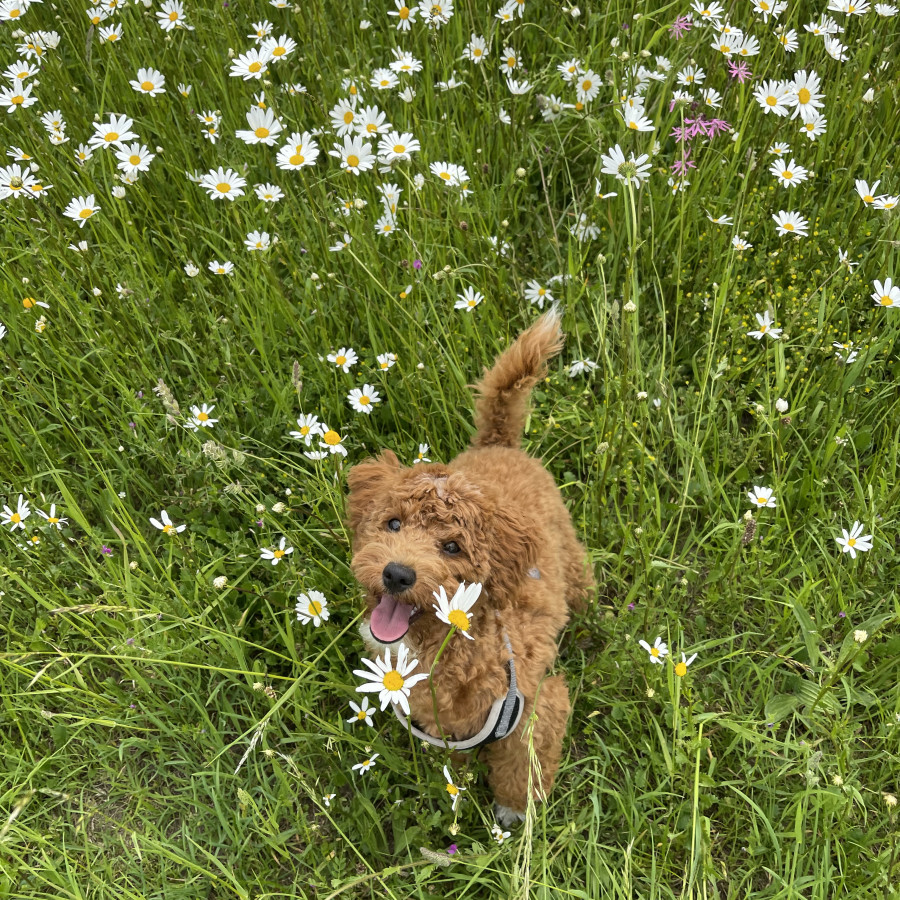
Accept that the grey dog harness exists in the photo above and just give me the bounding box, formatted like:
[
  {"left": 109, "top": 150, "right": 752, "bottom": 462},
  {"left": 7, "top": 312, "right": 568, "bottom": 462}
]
[{"left": 390, "top": 625, "right": 525, "bottom": 751}]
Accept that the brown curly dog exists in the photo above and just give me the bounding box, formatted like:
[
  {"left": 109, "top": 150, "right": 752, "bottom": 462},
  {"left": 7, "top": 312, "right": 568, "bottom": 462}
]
[{"left": 346, "top": 310, "right": 593, "bottom": 825}]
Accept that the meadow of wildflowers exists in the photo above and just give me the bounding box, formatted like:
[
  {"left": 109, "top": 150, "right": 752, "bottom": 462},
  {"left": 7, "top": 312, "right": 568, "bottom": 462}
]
[{"left": 1, "top": 0, "right": 899, "bottom": 896}]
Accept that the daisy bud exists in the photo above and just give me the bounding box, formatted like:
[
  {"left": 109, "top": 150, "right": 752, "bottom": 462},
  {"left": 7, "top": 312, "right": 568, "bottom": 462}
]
[
  {"left": 775, "top": 398, "right": 788, "bottom": 413},
  {"left": 741, "top": 515, "right": 757, "bottom": 545}
]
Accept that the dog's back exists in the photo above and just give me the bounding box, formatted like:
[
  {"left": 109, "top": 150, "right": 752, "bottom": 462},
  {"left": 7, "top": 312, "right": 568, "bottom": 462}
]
[{"left": 471, "top": 310, "right": 564, "bottom": 450}]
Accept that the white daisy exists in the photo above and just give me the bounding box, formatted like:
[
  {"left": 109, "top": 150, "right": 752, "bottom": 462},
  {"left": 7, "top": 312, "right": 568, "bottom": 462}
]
[
  {"left": 638, "top": 636, "right": 668, "bottom": 664},
  {"left": 261, "top": 536, "right": 293, "bottom": 566},
  {"left": 150, "top": 510, "right": 186, "bottom": 535},
  {"left": 295, "top": 590, "right": 329, "bottom": 626},
  {"left": 835, "top": 522, "right": 873, "bottom": 559},
  {"left": 353, "top": 643, "right": 429, "bottom": 715},
  {"left": 432, "top": 582, "right": 481, "bottom": 639}
]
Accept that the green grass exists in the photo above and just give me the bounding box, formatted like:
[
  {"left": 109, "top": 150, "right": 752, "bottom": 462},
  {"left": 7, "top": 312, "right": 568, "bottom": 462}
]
[{"left": 2, "top": 0, "right": 900, "bottom": 897}]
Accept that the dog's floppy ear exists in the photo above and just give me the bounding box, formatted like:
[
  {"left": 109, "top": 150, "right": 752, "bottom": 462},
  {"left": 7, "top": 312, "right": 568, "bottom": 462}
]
[
  {"left": 486, "top": 505, "right": 539, "bottom": 601},
  {"left": 346, "top": 450, "right": 402, "bottom": 535}
]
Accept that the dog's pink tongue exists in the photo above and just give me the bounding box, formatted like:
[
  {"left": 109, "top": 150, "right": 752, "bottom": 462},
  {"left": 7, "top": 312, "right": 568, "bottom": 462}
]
[{"left": 370, "top": 593, "right": 414, "bottom": 643}]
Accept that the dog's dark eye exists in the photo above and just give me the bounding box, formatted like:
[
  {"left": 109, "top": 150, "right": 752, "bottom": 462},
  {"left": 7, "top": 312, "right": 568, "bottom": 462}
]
[
  {"left": 442, "top": 541, "right": 461, "bottom": 555},
  {"left": 386, "top": 518, "right": 401, "bottom": 532}
]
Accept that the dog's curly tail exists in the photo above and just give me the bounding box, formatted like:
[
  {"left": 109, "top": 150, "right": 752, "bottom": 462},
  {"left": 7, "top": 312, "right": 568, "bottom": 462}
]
[{"left": 471, "top": 309, "right": 564, "bottom": 449}]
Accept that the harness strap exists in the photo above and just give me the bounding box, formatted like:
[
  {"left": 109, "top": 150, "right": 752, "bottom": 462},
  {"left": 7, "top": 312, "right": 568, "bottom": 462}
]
[{"left": 390, "top": 620, "right": 525, "bottom": 751}]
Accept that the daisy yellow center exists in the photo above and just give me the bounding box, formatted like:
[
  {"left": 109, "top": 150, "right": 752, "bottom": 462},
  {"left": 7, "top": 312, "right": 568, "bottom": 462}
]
[
  {"left": 760, "top": 1, "right": 769, "bottom": 8},
  {"left": 381, "top": 362, "right": 389, "bottom": 368},
  {"left": 798, "top": 88, "right": 811, "bottom": 104},
  {"left": 299, "top": 425, "right": 310, "bottom": 435},
  {"left": 11, "top": 95, "right": 24, "bottom": 105},
  {"left": 757, "top": 496, "right": 766, "bottom": 504},
  {"left": 108, "top": 32, "right": 118, "bottom": 40},
  {"left": 538, "top": 288, "right": 546, "bottom": 296},
  {"left": 468, "top": 299, "right": 476, "bottom": 307},
  {"left": 446, "top": 783, "right": 459, "bottom": 796},
  {"left": 129, "top": 154, "right": 141, "bottom": 165},
  {"left": 323, "top": 429, "right": 341, "bottom": 446},
  {"left": 447, "top": 609, "right": 470, "bottom": 630},
  {"left": 49, "top": 517, "right": 58, "bottom": 523},
  {"left": 273, "top": 47, "right": 285, "bottom": 56},
  {"left": 439, "top": 171, "right": 451, "bottom": 180},
  {"left": 783, "top": 223, "right": 794, "bottom": 231},
  {"left": 11, "top": 513, "right": 21, "bottom": 523},
  {"left": 380, "top": 80, "right": 389, "bottom": 86},
  {"left": 864, "top": 194, "right": 874, "bottom": 202},
  {"left": 393, "top": 144, "right": 406, "bottom": 153},
  {"left": 720, "top": 44, "right": 730, "bottom": 52},
  {"left": 16, "top": 71, "right": 27, "bottom": 79},
  {"left": 399, "top": 5, "right": 409, "bottom": 17},
  {"left": 805, "top": 123, "right": 814, "bottom": 131},
  {"left": 197, "top": 411, "right": 209, "bottom": 421},
  {"left": 356, "top": 709, "right": 366, "bottom": 719},
  {"left": 382, "top": 670, "right": 404, "bottom": 691},
  {"left": 650, "top": 647, "right": 660, "bottom": 657},
  {"left": 9, "top": 7, "right": 18, "bottom": 15},
  {"left": 848, "top": 4, "right": 855, "bottom": 10},
  {"left": 766, "top": 95, "right": 776, "bottom": 106},
  {"left": 474, "top": 48, "right": 482, "bottom": 56},
  {"left": 290, "top": 154, "right": 304, "bottom": 165},
  {"left": 309, "top": 600, "right": 322, "bottom": 615},
  {"left": 783, "top": 171, "right": 793, "bottom": 179},
  {"left": 629, "top": 121, "right": 638, "bottom": 129},
  {"left": 169, "top": 10, "right": 178, "bottom": 19},
  {"left": 575, "top": 101, "right": 584, "bottom": 111},
  {"left": 216, "top": 182, "right": 231, "bottom": 193},
  {"left": 141, "top": 81, "right": 155, "bottom": 91},
  {"left": 346, "top": 154, "right": 359, "bottom": 167},
  {"left": 675, "top": 661, "right": 688, "bottom": 677},
  {"left": 847, "top": 537, "right": 856, "bottom": 547},
  {"left": 582, "top": 79, "right": 592, "bottom": 91},
  {"left": 760, "top": 324, "right": 769, "bottom": 332},
  {"left": 105, "top": 131, "right": 119, "bottom": 142},
  {"left": 349, "top": 84, "right": 357, "bottom": 95},
  {"left": 335, "top": 354, "right": 347, "bottom": 366},
  {"left": 255, "top": 126, "right": 270, "bottom": 138},
  {"left": 79, "top": 208, "right": 93, "bottom": 218},
  {"left": 366, "top": 123, "right": 377, "bottom": 133},
  {"left": 163, "top": 524, "right": 174, "bottom": 534},
  {"left": 358, "top": 395, "right": 370, "bottom": 405},
  {"left": 249, "top": 61, "right": 262, "bottom": 73},
  {"left": 30, "top": 536, "right": 39, "bottom": 544},
  {"left": 507, "top": 57, "right": 515, "bottom": 67},
  {"left": 23, "top": 297, "right": 34, "bottom": 307},
  {"left": 343, "top": 111, "right": 354, "bottom": 124},
  {"left": 273, "top": 549, "right": 285, "bottom": 558},
  {"left": 881, "top": 295, "right": 892, "bottom": 305}
]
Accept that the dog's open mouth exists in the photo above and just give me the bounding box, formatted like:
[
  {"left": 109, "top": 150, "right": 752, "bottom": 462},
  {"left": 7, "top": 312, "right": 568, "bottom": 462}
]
[{"left": 369, "top": 593, "right": 424, "bottom": 643}]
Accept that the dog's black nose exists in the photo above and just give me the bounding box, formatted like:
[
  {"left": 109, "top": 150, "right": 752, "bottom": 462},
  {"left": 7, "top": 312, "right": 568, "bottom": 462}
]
[{"left": 382, "top": 562, "right": 416, "bottom": 593}]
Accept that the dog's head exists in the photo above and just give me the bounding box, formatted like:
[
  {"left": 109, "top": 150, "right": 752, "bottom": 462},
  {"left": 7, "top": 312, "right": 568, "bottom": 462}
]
[{"left": 346, "top": 450, "right": 537, "bottom": 646}]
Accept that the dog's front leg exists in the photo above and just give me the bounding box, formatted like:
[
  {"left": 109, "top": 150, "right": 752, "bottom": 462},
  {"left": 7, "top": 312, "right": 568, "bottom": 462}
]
[{"left": 483, "top": 674, "right": 570, "bottom": 825}]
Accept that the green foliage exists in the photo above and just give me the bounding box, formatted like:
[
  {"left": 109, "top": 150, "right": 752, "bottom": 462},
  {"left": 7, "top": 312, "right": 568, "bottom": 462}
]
[{"left": 1, "top": 0, "right": 900, "bottom": 898}]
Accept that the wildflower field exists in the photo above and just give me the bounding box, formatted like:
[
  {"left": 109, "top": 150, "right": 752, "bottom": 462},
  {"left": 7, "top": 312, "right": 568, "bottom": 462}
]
[{"left": 2, "top": 0, "right": 900, "bottom": 896}]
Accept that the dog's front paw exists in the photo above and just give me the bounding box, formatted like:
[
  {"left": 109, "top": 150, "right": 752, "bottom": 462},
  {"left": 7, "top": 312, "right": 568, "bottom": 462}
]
[{"left": 494, "top": 803, "right": 526, "bottom": 828}]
